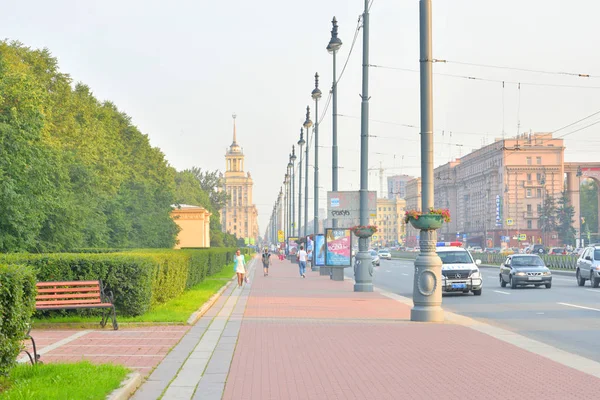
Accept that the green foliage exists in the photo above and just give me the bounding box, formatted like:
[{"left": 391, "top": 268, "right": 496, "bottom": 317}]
[
  {"left": 0, "top": 249, "right": 241, "bottom": 319},
  {"left": 556, "top": 190, "right": 576, "bottom": 246},
  {"left": 0, "top": 361, "right": 129, "bottom": 400},
  {"left": 581, "top": 179, "right": 598, "bottom": 235},
  {"left": 187, "top": 168, "right": 229, "bottom": 210},
  {"left": 539, "top": 194, "right": 558, "bottom": 242},
  {"left": 0, "top": 40, "right": 178, "bottom": 252},
  {"left": 0, "top": 264, "right": 37, "bottom": 377}
]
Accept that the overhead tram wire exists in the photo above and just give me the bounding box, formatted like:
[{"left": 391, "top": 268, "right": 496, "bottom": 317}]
[
  {"left": 368, "top": 64, "right": 600, "bottom": 90},
  {"left": 438, "top": 59, "right": 596, "bottom": 79}
]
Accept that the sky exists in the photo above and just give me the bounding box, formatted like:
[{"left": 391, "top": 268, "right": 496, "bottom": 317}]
[{"left": 2, "top": 0, "right": 600, "bottom": 235}]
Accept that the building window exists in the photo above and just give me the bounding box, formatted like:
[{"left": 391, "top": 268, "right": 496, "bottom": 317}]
[
  {"left": 526, "top": 157, "right": 532, "bottom": 165},
  {"left": 536, "top": 188, "right": 542, "bottom": 198},
  {"left": 536, "top": 173, "right": 542, "bottom": 182},
  {"left": 526, "top": 189, "right": 532, "bottom": 198},
  {"left": 537, "top": 219, "right": 542, "bottom": 229},
  {"left": 527, "top": 173, "right": 532, "bottom": 182},
  {"left": 527, "top": 220, "right": 532, "bottom": 229},
  {"left": 527, "top": 204, "right": 532, "bottom": 212},
  {"left": 537, "top": 204, "right": 542, "bottom": 213},
  {"left": 536, "top": 157, "right": 542, "bottom": 165}
]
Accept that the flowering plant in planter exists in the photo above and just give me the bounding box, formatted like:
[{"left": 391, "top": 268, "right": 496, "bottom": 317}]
[
  {"left": 351, "top": 225, "right": 378, "bottom": 238},
  {"left": 404, "top": 208, "right": 451, "bottom": 224}
]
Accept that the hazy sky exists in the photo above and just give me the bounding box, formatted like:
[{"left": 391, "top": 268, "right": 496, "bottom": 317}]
[{"left": 3, "top": 0, "right": 599, "bottom": 234}]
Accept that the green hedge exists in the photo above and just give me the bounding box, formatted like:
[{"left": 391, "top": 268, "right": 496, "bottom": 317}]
[
  {"left": 0, "top": 264, "right": 37, "bottom": 377},
  {"left": 0, "top": 248, "right": 242, "bottom": 317}
]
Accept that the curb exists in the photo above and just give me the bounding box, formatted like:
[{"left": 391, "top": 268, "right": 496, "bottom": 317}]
[
  {"left": 187, "top": 277, "right": 235, "bottom": 325},
  {"left": 107, "top": 372, "right": 142, "bottom": 400}
]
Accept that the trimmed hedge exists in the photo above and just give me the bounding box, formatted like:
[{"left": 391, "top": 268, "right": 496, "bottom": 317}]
[
  {"left": 0, "top": 264, "right": 37, "bottom": 377},
  {"left": 0, "top": 248, "right": 248, "bottom": 317}
]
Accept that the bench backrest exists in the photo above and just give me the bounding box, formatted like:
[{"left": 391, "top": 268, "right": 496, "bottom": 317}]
[{"left": 35, "top": 280, "right": 103, "bottom": 307}]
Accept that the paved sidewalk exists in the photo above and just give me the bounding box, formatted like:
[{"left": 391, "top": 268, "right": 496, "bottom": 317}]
[{"left": 130, "top": 256, "right": 600, "bottom": 399}]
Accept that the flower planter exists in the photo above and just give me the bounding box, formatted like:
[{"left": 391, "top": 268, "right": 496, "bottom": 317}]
[
  {"left": 408, "top": 214, "right": 444, "bottom": 230},
  {"left": 353, "top": 228, "right": 375, "bottom": 238}
]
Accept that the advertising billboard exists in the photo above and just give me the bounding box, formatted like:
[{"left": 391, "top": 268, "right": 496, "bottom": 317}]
[
  {"left": 314, "top": 234, "right": 326, "bottom": 266},
  {"left": 325, "top": 228, "right": 352, "bottom": 266},
  {"left": 288, "top": 237, "right": 298, "bottom": 255}
]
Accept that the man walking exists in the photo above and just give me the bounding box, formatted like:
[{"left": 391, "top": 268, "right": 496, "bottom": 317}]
[
  {"left": 262, "top": 248, "right": 272, "bottom": 276},
  {"left": 297, "top": 245, "right": 307, "bottom": 278}
]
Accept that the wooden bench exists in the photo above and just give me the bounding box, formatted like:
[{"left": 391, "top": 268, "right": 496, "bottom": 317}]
[{"left": 35, "top": 280, "right": 118, "bottom": 330}]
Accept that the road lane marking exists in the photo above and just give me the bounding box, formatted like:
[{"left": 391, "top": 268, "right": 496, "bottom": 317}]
[
  {"left": 585, "top": 289, "right": 600, "bottom": 293},
  {"left": 401, "top": 273, "right": 409, "bottom": 276},
  {"left": 493, "top": 290, "right": 511, "bottom": 295},
  {"left": 558, "top": 302, "right": 600, "bottom": 312}
]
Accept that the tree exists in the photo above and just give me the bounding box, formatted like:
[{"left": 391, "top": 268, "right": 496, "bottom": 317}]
[
  {"left": 187, "top": 168, "right": 228, "bottom": 211},
  {"left": 556, "top": 190, "right": 576, "bottom": 246},
  {"left": 539, "top": 194, "right": 558, "bottom": 245},
  {"left": 581, "top": 179, "right": 599, "bottom": 238}
]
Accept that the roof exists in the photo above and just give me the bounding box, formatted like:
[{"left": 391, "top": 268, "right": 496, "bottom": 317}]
[{"left": 436, "top": 247, "right": 468, "bottom": 253}]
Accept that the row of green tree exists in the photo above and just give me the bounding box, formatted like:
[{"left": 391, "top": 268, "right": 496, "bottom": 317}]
[
  {"left": 0, "top": 41, "right": 237, "bottom": 252},
  {"left": 539, "top": 181, "right": 599, "bottom": 246}
]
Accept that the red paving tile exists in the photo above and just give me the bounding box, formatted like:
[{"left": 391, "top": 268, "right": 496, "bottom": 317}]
[
  {"left": 222, "top": 257, "right": 600, "bottom": 400},
  {"left": 23, "top": 325, "right": 190, "bottom": 376}
]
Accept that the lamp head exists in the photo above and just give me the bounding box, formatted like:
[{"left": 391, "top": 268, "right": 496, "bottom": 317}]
[
  {"left": 311, "top": 72, "right": 322, "bottom": 100},
  {"left": 327, "top": 16, "right": 342, "bottom": 53},
  {"left": 303, "top": 106, "right": 313, "bottom": 129},
  {"left": 298, "top": 127, "right": 305, "bottom": 146},
  {"left": 291, "top": 145, "right": 297, "bottom": 162}
]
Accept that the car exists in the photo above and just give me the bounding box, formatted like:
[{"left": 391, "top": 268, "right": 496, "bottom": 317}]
[
  {"left": 550, "top": 247, "right": 567, "bottom": 255},
  {"left": 436, "top": 245, "right": 483, "bottom": 295},
  {"left": 499, "top": 254, "right": 552, "bottom": 289},
  {"left": 531, "top": 244, "right": 546, "bottom": 254},
  {"left": 469, "top": 246, "right": 483, "bottom": 252},
  {"left": 370, "top": 250, "right": 380, "bottom": 266},
  {"left": 377, "top": 249, "right": 392, "bottom": 260},
  {"left": 575, "top": 245, "right": 600, "bottom": 288}
]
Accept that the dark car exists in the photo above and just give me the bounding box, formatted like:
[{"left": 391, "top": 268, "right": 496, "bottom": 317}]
[
  {"left": 499, "top": 254, "right": 552, "bottom": 289},
  {"left": 531, "top": 244, "right": 546, "bottom": 254}
]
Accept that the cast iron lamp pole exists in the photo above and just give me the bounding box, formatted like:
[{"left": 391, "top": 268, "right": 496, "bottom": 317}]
[
  {"left": 297, "top": 129, "right": 305, "bottom": 240},
  {"left": 284, "top": 173, "right": 290, "bottom": 253},
  {"left": 411, "top": 0, "right": 444, "bottom": 321},
  {"left": 577, "top": 166, "right": 583, "bottom": 247},
  {"left": 290, "top": 147, "right": 297, "bottom": 236},
  {"left": 327, "top": 17, "right": 342, "bottom": 228},
  {"left": 312, "top": 74, "right": 323, "bottom": 273},
  {"left": 303, "top": 106, "right": 313, "bottom": 239},
  {"left": 354, "top": 0, "right": 374, "bottom": 292}
]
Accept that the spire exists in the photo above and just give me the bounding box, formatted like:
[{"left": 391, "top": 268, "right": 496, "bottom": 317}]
[{"left": 232, "top": 113, "right": 237, "bottom": 144}]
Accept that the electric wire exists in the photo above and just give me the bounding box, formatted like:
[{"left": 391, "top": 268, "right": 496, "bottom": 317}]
[{"left": 439, "top": 59, "right": 596, "bottom": 79}]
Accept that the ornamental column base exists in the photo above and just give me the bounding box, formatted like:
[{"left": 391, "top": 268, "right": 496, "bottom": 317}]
[
  {"left": 354, "top": 237, "right": 373, "bottom": 292},
  {"left": 410, "top": 229, "right": 444, "bottom": 322}
]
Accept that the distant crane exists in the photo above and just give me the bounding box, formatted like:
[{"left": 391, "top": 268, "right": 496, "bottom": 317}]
[{"left": 368, "top": 161, "right": 406, "bottom": 198}]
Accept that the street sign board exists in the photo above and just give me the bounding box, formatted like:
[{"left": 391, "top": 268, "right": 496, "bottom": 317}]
[
  {"left": 506, "top": 219, "right": 514, "bottom": 226},
  {"left": 277, "top": 230, "right": 284, "bottom": 242}
]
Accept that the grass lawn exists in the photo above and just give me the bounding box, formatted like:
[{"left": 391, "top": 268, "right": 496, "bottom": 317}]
[
  {"left": 34, "top": 265, "right": 236, "bottom": 326},
  {"left": 0, "top": 361, "right": 129, "bottom": 400}
]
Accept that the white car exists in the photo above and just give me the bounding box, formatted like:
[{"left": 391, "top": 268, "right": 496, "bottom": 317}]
[
  {"left": 437, "top": 245, "right": 483, "bottom": 295},
  {"left": 377, "top": 249, "right": 392, "bottom": 260}
]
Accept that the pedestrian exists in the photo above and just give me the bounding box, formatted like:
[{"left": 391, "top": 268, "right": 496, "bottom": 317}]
[
  {"left": 279, "top": 247, "right": 284, "bottom": 261},
  {"left": 233, "top": 249, "right": 246, "bottom": 287},
  {"left": 297, "top": 245, "right": 307, "bottom": 278},
  {"left": 262, "top": 248, "right": 272, "bottom": 276}
]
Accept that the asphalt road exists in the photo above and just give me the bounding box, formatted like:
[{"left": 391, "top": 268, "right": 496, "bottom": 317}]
[{"left": 346, "top": 257, "right": 600, "bottom": 363}]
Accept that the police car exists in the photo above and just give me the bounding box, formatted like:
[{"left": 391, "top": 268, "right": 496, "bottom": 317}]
[{"left": 437, "top": 242, "right": 483, "bottom": 296}]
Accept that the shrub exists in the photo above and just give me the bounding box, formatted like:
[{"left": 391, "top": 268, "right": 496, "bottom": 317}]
[
  {"left": 0, "top": 248, "right": 242, "bottom": 318},
  {"left": 0, "top": 264, "right": 37, "bottom": 377}
]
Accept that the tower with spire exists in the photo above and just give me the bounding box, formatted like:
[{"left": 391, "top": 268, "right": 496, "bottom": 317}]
[{"left": 221, "top": 114, "right": 259, "bottom": 245}]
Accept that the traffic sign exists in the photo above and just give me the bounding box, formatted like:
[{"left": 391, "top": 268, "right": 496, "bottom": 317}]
[
  {"left": 518, "top": 233, "right": 526, "bottom": 241},
  {"left": 277, "top": 230, "right": 284, "bottom": 242},
  {"left": 506, "top": 218, "right": 514, "bottom": 226}
]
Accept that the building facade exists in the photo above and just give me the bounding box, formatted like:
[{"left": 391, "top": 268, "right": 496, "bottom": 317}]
[
  {"left": 387, "top": 174, "right": 414, "bottom": 200},
  {"left": 221, "top": 116, "right": 259, "bottom": 244},
  {"left": 405, "top": 178, "right": 422, "bottom": 247},
  {"left": 434, "top": 132, "right": 565, "bottom": 248},
  {"left": 374, "top": 198, "right": 406, "bottom": 247},
  {"left": 172, "top": 205, "right": 211, "bottom": 249}
]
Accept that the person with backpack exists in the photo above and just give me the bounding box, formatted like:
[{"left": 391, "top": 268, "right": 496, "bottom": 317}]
[{"left": 262, "top": 248, "right": 272, "bottom": 276}]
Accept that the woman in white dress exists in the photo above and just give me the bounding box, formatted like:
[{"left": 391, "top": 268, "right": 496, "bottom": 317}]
[{"left": 234, "top": 249, "right": 246, "bottom": 287}]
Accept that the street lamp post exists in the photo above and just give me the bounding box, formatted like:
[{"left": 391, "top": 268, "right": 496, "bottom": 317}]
[
  {"left": 355, "top": 0, "right": 374, "bottom": 292},
  {"left": 327, "top": 17, "right": 342, "bottom": 229},
  {"left": 284, "top": 173, "right": 290, "bottom": 253},
  {"left": 303, "top": 106, "right": 313, "bottom": 239},
  {"left": 312, "top": 74, "right": 322, "bottom": 272},
  {"left": 297, "top": 129, "right": 305, "bottom": 241},
  {"left": 411, "top": 0, "right": 444, "bottom": 322},
  {"left": 577, "top": 166, "right": 583, "bottom": 248},
  {"left": 290, "top": 147, "right": 297, "bottom": 236}
]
